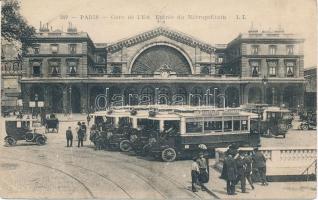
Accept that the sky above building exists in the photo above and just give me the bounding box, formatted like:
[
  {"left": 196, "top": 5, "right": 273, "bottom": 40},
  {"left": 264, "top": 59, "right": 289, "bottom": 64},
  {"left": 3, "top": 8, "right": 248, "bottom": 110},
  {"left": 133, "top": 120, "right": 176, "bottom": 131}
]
[{"left": 19, "top": 0, "right": 317, "bottom": 68}]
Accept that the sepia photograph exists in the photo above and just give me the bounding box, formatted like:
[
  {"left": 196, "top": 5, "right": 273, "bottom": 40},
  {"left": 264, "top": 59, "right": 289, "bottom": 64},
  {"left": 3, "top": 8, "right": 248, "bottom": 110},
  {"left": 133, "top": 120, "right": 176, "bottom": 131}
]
[{"left": 0, "top": 0, "right": 317, "bottom": 199}]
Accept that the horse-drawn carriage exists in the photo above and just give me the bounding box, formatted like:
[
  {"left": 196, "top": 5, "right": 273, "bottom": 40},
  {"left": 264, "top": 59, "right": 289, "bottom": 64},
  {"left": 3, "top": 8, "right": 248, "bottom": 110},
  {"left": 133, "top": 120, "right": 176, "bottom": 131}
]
[
  {"left": 45, "top": 114, "right": 59, "bottom": 133},
  {"left": 4, "top": 117, "right": 47, "bottom": 146}
]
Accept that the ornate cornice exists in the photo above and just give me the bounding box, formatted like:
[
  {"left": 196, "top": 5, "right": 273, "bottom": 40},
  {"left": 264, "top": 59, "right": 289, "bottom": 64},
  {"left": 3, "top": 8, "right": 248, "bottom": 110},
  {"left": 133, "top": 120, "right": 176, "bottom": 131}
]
[{"left": 106, "top": 27, "right": 216, "bottom": 54}]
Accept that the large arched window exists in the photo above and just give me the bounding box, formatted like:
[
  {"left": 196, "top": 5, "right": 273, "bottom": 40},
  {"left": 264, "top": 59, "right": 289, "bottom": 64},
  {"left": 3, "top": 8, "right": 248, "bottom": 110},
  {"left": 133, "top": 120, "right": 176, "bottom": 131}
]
[{"left": 131, "top": 45, "right": 191, "bottom": 74}]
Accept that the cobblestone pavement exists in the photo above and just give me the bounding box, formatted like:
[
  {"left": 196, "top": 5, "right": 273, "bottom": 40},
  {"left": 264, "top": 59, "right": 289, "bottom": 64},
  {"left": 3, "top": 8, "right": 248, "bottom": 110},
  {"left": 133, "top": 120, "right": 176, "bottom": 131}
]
[{"left": 0, "top": 117, "right": 316, "bottom": 199}]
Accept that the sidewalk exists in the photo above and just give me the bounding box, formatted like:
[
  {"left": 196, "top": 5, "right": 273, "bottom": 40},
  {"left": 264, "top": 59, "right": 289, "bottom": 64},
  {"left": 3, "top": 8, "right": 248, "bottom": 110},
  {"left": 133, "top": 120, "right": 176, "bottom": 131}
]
[{"left": 202, "top": 162, "right": 317, "bottom": 199}]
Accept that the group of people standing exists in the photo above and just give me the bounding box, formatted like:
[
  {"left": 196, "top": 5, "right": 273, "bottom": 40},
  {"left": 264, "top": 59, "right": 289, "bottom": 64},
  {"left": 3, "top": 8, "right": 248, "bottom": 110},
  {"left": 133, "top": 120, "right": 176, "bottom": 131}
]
[
  {"left": 221, "top": 145, "right": 268, "bottom": 195},
  {"left": 65, "top": 122, "right": 87, "bottom": 147}
]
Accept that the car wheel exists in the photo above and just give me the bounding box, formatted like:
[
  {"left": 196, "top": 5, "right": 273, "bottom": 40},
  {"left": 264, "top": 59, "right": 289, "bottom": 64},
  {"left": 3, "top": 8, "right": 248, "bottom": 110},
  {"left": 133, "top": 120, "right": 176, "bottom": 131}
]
[
  {"left": 161, "top": 148, "right": 177, "bottom": 162},
  {"left": 25, "top": 132, "right": 35, "bottom": 142},
  {"left": 119, "top": 140, "right": 132, "bottom": 152},
  {"left": 36, "top": 137, "right": 46, "bottom": 145},
  {"left": 5, "top": 137, "right": 16, "bottom": 146},
  {"left": 302, "top": 124, "right": 309, "bottom": 130}
]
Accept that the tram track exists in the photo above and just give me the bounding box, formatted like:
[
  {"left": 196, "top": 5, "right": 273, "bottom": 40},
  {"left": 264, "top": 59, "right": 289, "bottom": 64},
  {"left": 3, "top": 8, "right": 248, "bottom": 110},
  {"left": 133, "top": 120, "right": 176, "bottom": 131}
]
[
  {"left": 0, "top": 145, "right": 218, "bottom": 199},
  {"left": 44, "top": 146, "right": 215, "bottom": 199},
  {"left": 0, "top": 148, "right": 166, "bottom": 199},
  {"left": 0, "top": 156, "right": 96, "bottom": 199}
]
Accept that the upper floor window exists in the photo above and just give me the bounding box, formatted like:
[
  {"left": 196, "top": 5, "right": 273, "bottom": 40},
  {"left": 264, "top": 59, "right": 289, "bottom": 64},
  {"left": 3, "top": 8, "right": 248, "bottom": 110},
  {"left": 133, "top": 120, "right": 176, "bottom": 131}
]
[
  {"left": 33, "top": 45, "right": 40, "bottom": 55},
  {"left": 267, "top": 60, "right": 277, "bottom": 77},
  {"left": 285, "top": 61, "right": 295, "bottom": 77},
  {"left": 250, "top": 60, "right": 260, "bottom": 77},
  {"left": 112, "top": 65, "right": 122, "bottom": 74},
  {"left": 200, "top": 65, "right": 210, "bottom": 75},
  {"left": 31, "top": 61, "right": 42, "bottom": 77},
  {"left": 67, "top": 59, "right": 78, "bottom": 76},
  {"left": 69, "top": 44, "right": 77, "bottom": 54},
  {"left": 50, "top": 44, "right": 59, "bottom": 54},
  {"left": 217, "top": 57, "right": 223, "bottom": 63},
  {"left": 269, "top": 45, "right": 277, "bottom": 55},
  {"left": 48, "top": 59, "right": 60, "bottom": 76},
  {"left": 286, "top": 45, "right": 294, "bottom": 55},
  {"left": 251, "top": 45, "right": 259, "bottom": 55}
]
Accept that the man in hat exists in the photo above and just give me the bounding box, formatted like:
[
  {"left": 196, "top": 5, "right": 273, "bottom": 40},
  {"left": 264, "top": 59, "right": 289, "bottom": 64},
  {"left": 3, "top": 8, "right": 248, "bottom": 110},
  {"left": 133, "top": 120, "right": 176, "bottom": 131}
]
[
  {"left": 65, "top": 126, "right": 73, "bottom": 147},
  {"left": 252, "top": 147, "right": 268, "bottom": 185},
  {"left": 191, "top": 156, "right": 200, "bottom": 192},
  {"left": 244, "top": 152, "right": 255, "bottom": 189},
  {"left": 235, "top": 150, "right": 247, "bottom": 193},
  {"left": 224, "top": 154, "right": 237, "bottom": 195},
  {"left": 197, "top": 152, "right": 209, "bottom": 191}
]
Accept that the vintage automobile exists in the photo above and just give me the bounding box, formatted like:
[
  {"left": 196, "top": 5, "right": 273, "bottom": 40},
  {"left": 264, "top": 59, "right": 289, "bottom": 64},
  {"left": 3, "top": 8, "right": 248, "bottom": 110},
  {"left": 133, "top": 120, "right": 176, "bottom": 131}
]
[
  {"left": 45, "top": 114, "right": 59, "bottom": 133},
  {"left": 139, "top": 108, "right": 260, "bottom": 162},
  {"left": 259, "top": 107, "right": 293, "bottom": 138},
  {"left": 244, "top": 105, "right": 293, "bottom": 138},
  {"left": 91, "top": 110, "right": 134, "bottom": 151},
  {"left": 4, "top": 117, "right": 47, "bottom": 146},
  {"left": 299, "top": 113, "right": 316, "bottom": 130}
]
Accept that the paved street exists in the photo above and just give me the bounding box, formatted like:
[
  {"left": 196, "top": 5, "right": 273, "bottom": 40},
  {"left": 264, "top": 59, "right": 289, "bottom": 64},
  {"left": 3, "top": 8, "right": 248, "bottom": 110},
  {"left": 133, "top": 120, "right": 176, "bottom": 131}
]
[{"left": 0, "top": 117, "right": 316, "bottom": 199}]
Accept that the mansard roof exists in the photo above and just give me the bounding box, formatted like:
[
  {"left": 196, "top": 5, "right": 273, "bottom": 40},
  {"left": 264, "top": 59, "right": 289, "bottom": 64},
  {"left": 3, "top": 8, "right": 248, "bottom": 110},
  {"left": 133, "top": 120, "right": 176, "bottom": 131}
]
[{"left": 106, "top": 26, "right": 216, "bottom": 53}]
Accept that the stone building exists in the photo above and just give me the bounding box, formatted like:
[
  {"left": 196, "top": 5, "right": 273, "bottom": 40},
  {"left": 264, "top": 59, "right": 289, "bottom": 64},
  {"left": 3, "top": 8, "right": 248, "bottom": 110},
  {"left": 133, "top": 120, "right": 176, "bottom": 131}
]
[
  {"left": 20, "top": 26, "right": 305, "bottom": 113},
  {"left": 304, "top": 67, "right": 317, "bottom": 111},
  {"left": 1, "top": 40, "right": 23, "bottom": 113}
]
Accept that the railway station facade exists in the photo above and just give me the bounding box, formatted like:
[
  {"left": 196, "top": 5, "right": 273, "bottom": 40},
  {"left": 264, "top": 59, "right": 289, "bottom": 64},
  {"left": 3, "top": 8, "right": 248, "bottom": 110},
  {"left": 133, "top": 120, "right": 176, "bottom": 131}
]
[{"left": 20, "top": 26, "right": 305, "bottom": 113}]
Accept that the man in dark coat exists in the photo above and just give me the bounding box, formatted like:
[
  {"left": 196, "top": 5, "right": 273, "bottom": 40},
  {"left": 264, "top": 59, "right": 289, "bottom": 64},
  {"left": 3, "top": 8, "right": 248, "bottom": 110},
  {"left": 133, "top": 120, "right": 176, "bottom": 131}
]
[
  {"left": 77, "top": 126, "right": 85, "bottom": 147},
  {"left": 224, "top": 154, "right": 237, "bottom": 195},
  {"left": 244, "top": 152, "right": 255, "bottom": 189},
  {"left": 252, "top": 147, "right": 268, "bottom": 185},
  {"left": 66, "top": 126, "right": 73, "bottom": 147},
  {"left": 235, "top": 150, "right": 247, "bottom": 193}
]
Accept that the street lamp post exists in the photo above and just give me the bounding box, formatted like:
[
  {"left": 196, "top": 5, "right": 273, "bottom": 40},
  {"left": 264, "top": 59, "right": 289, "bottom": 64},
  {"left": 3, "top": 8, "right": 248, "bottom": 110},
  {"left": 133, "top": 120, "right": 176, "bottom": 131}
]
[{"left": 262, "top": 76, "right": 268, "bottom": 104}]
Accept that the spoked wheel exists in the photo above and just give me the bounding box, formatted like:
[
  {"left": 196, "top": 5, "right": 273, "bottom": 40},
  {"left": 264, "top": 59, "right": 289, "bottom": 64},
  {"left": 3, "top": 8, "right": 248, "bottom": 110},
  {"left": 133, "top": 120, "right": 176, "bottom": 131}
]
[
  {"left": 25, "top": 132, "right": 35, "bottom": 142},
  {"left": 119, "top": 140, "right": 132, "bottom": 152},
  {"left": 161, "top": 148, "right": 177, "bottom": 162},
  {"left": 302, "top": 124, "right": 309, "bottom": 130},
  {"left": 5, "top": 137, "right": 17, "bottom": 146},
  {"left": 36, "top": 137, "right": 46, "bottom": 145}
]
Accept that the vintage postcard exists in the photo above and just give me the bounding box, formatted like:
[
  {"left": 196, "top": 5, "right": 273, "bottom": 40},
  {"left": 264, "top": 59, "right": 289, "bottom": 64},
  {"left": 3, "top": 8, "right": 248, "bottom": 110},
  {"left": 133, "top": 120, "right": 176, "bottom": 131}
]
[{"left": 0, "top": 0, "right": 317, "bottom": 199}]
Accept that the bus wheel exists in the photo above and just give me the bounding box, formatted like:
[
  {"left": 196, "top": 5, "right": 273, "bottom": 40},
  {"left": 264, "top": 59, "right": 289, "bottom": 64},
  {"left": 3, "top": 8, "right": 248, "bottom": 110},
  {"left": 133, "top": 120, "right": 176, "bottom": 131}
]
[
  {"left": 119, "top": 140, "right": 132, "bottom": 152},
  {"left": 161, "top": 148, "right": 176, "bottom": 162}
]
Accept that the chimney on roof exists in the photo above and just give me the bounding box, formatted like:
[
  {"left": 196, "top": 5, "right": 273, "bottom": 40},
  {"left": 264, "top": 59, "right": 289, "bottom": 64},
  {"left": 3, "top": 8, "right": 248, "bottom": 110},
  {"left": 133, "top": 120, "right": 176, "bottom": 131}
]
[
  {"left": 275, "top": 24, "right": 284, "bottom": 33},
  {"left": 248, "top": 22, "right": 258, "bottom": 33},
  {"left": 39, "top": 21, "right": 49, "bottom": 32},
  {"left": 67, "top": 22, "right": 77, "bottom": 33}
]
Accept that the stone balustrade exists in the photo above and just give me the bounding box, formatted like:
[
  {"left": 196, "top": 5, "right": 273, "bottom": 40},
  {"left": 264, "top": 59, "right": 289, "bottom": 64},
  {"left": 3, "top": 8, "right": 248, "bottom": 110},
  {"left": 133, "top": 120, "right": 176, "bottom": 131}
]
[{"left": 215, "top": 147, "right": 317, "bottom": 176}]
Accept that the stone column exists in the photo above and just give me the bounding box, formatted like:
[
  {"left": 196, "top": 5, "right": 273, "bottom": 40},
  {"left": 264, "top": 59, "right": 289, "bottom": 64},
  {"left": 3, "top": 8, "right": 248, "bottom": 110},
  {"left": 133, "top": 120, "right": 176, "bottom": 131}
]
[
  {"left": 43, "top": 85, "right": 50, "bottom": 111},
  {"left": 22, "top": 84, "right": 31, "bottom": 112},
  {"left": 80, "top": 84, "right": 88, "bottom": 113},
  {"left": 62, "top": 84, "right": 69, "bottom": 114}
]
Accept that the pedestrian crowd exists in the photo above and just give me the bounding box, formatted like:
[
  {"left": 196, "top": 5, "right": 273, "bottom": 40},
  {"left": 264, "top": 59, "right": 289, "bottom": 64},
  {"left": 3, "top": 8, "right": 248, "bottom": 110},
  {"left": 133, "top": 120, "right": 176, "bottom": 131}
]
[
  {"left": 191, "top": 144, "right": 268, "bottom": 195},
  {"left": 221, "top": 145, "right": 268, "bottom": 195}
]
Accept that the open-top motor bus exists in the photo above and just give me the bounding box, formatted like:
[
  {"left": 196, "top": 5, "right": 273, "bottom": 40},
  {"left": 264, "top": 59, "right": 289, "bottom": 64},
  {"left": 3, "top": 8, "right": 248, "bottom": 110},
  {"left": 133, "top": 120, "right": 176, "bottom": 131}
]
[{"left": 132, "top": 108, "right": 260, "bottom": 161}]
